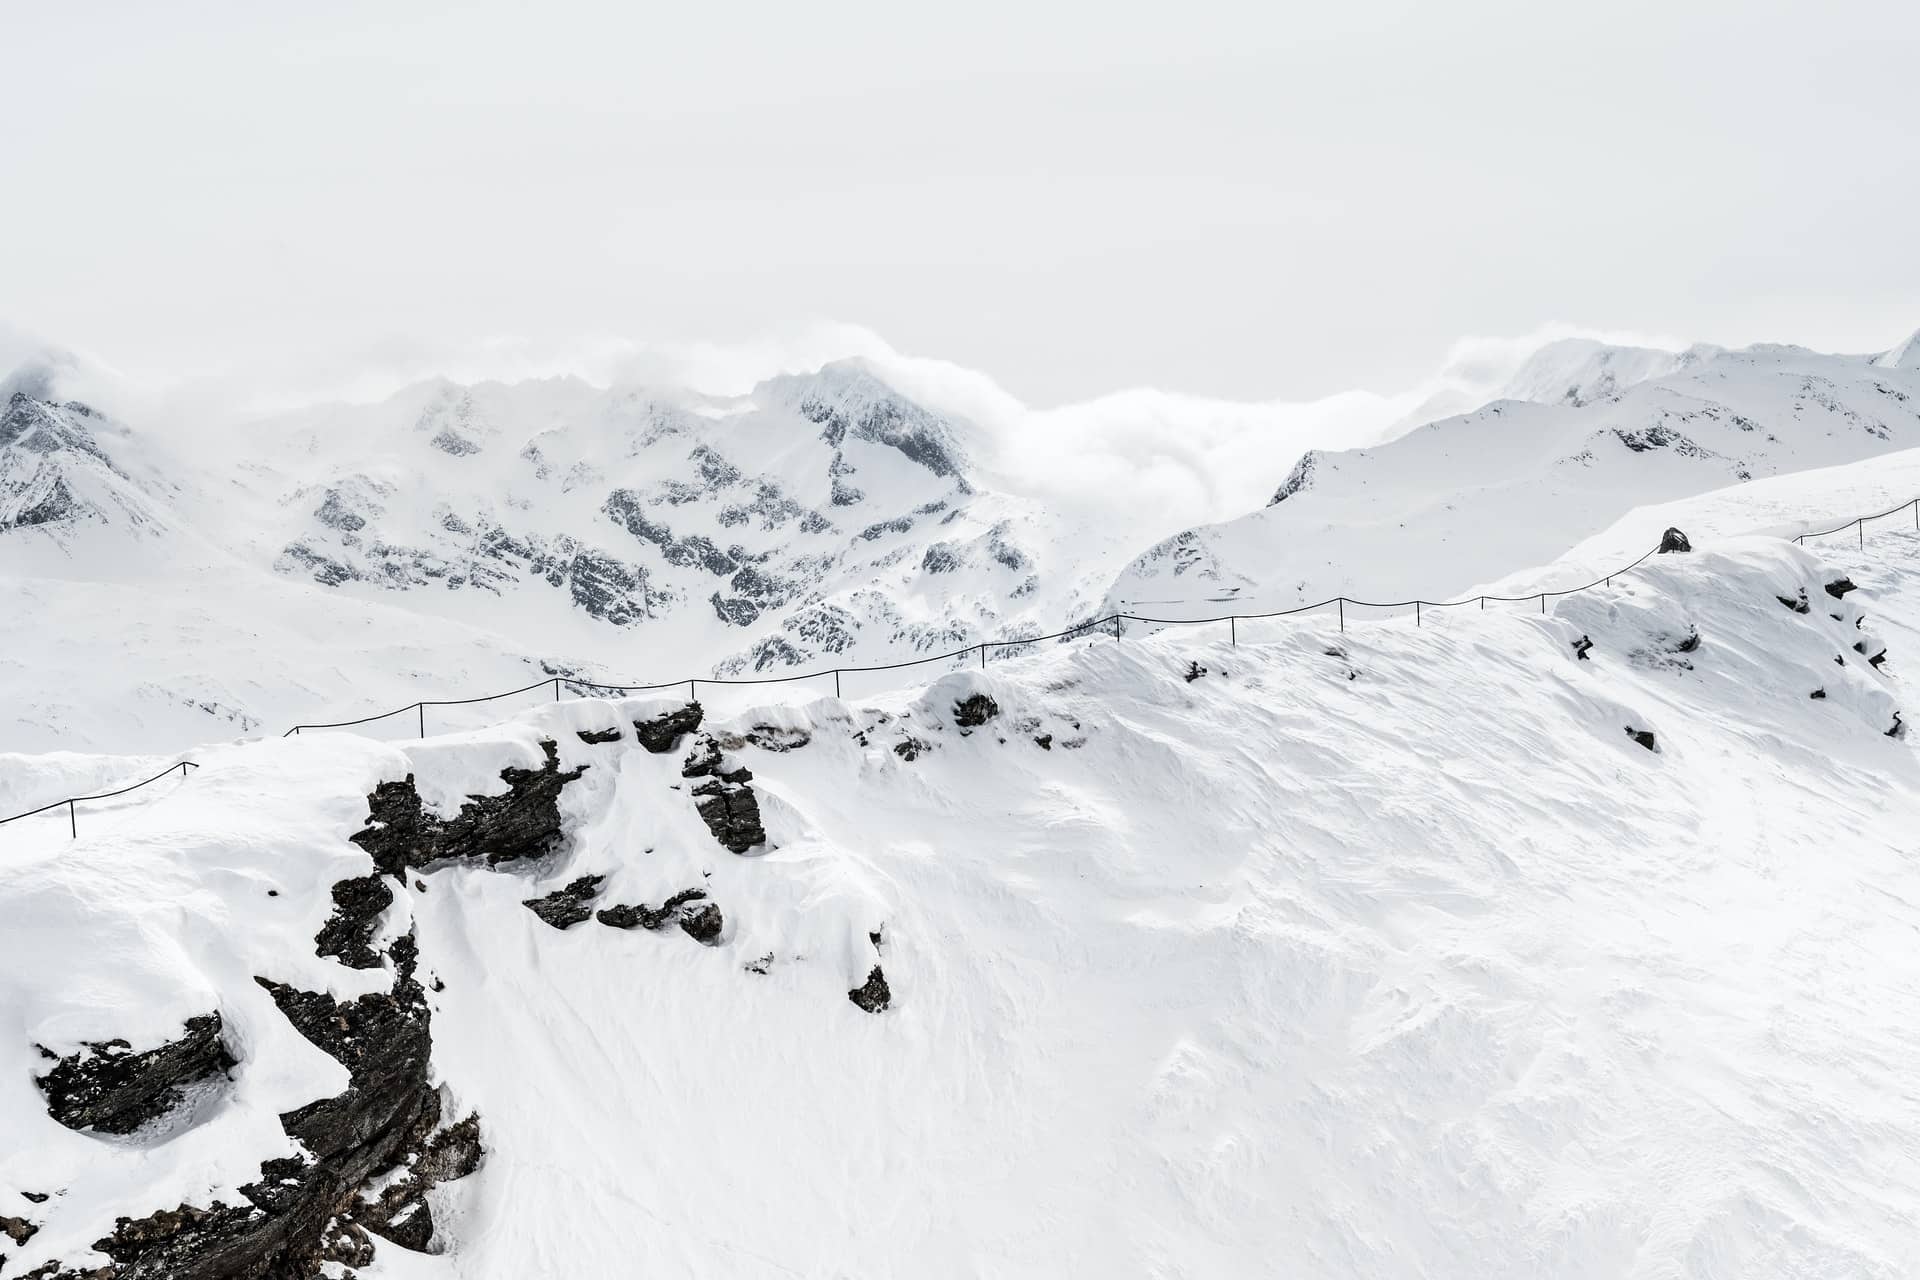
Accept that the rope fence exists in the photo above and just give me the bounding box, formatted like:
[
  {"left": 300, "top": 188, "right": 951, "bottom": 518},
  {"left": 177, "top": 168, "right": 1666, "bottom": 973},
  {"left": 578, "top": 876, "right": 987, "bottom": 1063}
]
[{"left": 7, "top": 492, "right": 1911, "bottom": 837}]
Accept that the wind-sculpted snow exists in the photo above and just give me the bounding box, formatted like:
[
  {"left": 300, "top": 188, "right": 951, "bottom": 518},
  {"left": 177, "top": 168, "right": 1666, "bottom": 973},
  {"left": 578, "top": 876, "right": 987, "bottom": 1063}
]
[{"left": 6, "top": 535, "right": 1920, "bottom": 1276}]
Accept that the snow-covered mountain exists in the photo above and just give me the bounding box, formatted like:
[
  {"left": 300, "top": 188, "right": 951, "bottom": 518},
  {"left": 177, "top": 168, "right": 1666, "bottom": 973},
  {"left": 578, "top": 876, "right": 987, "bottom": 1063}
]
[
  {"left": 7, "top": 513, "right": 1920, "bottom": 1277},
  {"left": 1109, "top": 336, "right": 1920, "bottom": 616},
  {"left": 0, "top": 359, "right": 1171, "bottom": 752}
]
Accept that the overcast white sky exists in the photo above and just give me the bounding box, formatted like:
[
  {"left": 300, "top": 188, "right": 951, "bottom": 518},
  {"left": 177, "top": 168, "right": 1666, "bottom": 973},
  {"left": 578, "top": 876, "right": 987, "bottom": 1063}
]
[{"left": 4, "top": 0, "right": 1916, "bottom": 407}]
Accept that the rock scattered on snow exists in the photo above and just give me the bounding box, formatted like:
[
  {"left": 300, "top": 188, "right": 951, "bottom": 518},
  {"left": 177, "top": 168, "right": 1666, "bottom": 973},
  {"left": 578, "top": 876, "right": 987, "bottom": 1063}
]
[
  {"left": 575, "top": 727, "right": 623, "bottom": 745},
  {"left": 1778, "top": 590, "right": 1811, "bottom": 614},
  {"left": 952, "top": 693, "right": 999, "bottom": 729},
  {"left": 523, "top": 876, "right": 607, "bottom": 930},
  {"left": 1826, "top": 577, "right": 1858, "bottom": 599},
  {"left": 1625, "top": 727, "right": 1658, "bottom": 751},
  {"left": 847, "top": 966, "right": 891, "bottom": 1014},
  {"left": 1658, "top": 527, "right": 1692, "bottom": 553}
]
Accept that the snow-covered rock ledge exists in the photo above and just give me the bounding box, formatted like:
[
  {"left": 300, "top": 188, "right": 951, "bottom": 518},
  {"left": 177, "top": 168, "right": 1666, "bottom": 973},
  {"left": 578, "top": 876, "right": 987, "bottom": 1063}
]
[{"left": 5, "top": 536, "right": 1920, "bottom": 1277}]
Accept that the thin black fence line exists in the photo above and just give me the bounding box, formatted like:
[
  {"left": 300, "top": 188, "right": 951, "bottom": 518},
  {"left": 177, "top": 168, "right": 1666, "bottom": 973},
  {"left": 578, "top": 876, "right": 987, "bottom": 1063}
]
[
  {"left": 0, "top": 761, "right": 199, "bottom": 838},
  {"left": 260, "top": 494, "right": 1919, "bottom": 737}
]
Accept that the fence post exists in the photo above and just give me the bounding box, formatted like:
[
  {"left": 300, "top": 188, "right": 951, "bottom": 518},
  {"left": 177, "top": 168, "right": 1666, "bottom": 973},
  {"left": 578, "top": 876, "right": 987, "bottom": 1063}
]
[
  {"left": 834, "top": 670, "right": 842, "bottom": 698},
  {"left": 179, "top": 761, "right": 188, "bottom": 779},
  {"left": 1230, "top": 616, "right": 1236, "bottom": 646},
  {"left": 688, "top": 679, "right": 697, "bottom": 702},
  {"left": 1416, "top": 601, "right": 1421, "bottom": 628},
  {"left": 1113, "top": 613, "right": 1121, "bottom": 640},
  {"left": 1539, "top": 594, "right": 1545, "bottom": 614},
  {"left": 1338, "top": 598, "right": 1344, "bottom": 633},
  {"left": 553, "top": 677, "right": 561, "bottom": 701},
  {"left": 1480, "top": 596, "right": 1485, "bottom": 611},
  {"left": 980, "top": 645, "right": 987, "bottom": 669},
  {"left": 418, "top": 703, "right": 425, "bottom": 739},
  {"left": 69, "top": 799, "right": 76, "bottom": 839},
  {"left": 1859, "top": 518, "right": 1865, "bottom": 549}
]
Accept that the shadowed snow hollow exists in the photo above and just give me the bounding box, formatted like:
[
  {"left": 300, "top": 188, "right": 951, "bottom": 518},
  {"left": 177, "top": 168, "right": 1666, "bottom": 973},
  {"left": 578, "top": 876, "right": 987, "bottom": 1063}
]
[{"left": 4, "top": 535, "right": 1920, "bottom": 1277}]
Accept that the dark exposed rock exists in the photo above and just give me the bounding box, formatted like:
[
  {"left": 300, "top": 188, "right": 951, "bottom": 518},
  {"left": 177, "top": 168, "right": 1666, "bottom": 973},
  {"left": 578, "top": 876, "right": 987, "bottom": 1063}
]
[
  {"left": 1826, "top": 577, "right": 1858, "bottom": 599},
  {"left": 745, "top": 952, "right": 775, "bottom": 975},
  {"left": 1657, "top": 527, "right": 1692, "bottom": 553},
  {"left": 1889, "top": 712, "right": 1905, "bottom": 739},
  {"left": 681, "top": 735, "right": 723, "bottom": 778},
  {"left": 350, "top": 740, "right": 585, "bottom": 878},
  {"left": 354, "top": 1113, "right": 484, "bottom": 1252},
  {"left": 1184, "top": 661, "right": 1208, "bottom": 683},
  {"left": 1626, "top": 727, "right": 1657, "bottom": 751},
  {"left": 848, "top": 966, "right": 891, "bottom": 1014},
  {"left": 314, "top": 875, "right": 395, "bottom": 970},
  {"left": 952, "top": 693, "right": 1000, "bottom": 729},
  {"left": 1810, "top": 688, "right": 1827, "bottom": 699},
  {"left": 678, "top": 903, "right": 724, "bottom": 945},
  {"left": 1573, "top": 635, "right": 1593, "bottom": 660},
  {"left": 21, "top": 1193, "right": 50, "bottom": 1205},
  {"left": 45, "top": 933, "right": 463, "bottom": 1280},
  {"left": 1033, "top": 733, "right": 1053, "bottom": 750},
  {"left": 1673, "top": 629, "right": 1701, "bottom": 654},
  {"left": 692, "top": 780, "right": 766, "bottom": 854},
  {"left": 37, "top": 1013, "right": 237, "bottom": 1136},
  {"left": 634, "top": 702, "right": 703, "bottom": 753},
  {"left": 576, "top": 727, "right": 623, "bottom": 745},
  {"left": 523, "top": 876, "right": 606, "bottom": 930},
  {"left": 744, "top": 725, "right": 810, "bottom": 752},
  {"left": 893, "top": 737, "right": 928, "bottom": 762},
  {"left": 3, "top": 1214, "right": 37, "bottom": 1245},
  {"left": 1777, "top": 591, "right": 1811, "bottom": 614},
  {"left": 597, "top": 888, "right": 710, "bottom": 933}
]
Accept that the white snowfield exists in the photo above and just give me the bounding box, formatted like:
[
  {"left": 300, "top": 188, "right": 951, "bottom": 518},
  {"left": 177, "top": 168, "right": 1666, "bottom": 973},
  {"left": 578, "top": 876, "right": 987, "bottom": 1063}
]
[
  {"left": 1111, "top": 339, "right": 1920, "bottom": 619},
  {"left": 5, "top": 528, "right": 1920, "bottom": 1278}
]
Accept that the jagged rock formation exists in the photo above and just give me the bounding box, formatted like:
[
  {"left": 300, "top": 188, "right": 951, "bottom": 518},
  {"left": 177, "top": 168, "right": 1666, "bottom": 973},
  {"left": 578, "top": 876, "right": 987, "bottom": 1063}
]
[
  {"left": 350, "top": 740, "right": 585, "bottom": 876},
  {"left": 679, "top": 733, "right": 766, "bottom": 853},
  {"left": 35, "top": 1015, "right": 237, "bottom": 1137},
  {"left": 313, "top": 875, "right": 394, "bottom": 970},
  {"left": 634, "top": 703, "right": 703, "bottom": 753},
  {"left": 523, "top": 876, "right": 606, "bottom": 930},
  {"left": 1658, "top": 527, "right": 1692, "bottom": 553}
]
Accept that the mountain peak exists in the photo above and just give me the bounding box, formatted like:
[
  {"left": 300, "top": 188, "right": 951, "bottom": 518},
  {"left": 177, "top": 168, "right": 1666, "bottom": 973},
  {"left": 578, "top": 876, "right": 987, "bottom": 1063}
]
[{"left": 1876, "top": 327, "right": 1920, "bottom": 370}]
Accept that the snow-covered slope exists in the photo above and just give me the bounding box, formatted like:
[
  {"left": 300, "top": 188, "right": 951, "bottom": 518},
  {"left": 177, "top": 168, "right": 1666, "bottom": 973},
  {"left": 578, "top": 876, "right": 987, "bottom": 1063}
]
[
  {"left": 5, "top": 526, "right": 1920, "bottom": 1277},
  {"left": 1110, "top": 341, "right": 1920, "bottom": 616}
]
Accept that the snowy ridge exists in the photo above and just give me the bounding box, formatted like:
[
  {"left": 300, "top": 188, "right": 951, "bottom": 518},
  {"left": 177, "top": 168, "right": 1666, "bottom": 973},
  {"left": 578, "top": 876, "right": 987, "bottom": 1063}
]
[
  {"left": 1109, "top": 339, "right": 1920, "bottom": 618},
  {"left": 5, "top": 527, "right": 1920, "bottom": 1276}
]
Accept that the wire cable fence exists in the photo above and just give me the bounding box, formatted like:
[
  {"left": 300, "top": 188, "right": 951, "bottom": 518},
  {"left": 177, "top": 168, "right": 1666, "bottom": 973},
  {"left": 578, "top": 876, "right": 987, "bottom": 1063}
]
[
  {"left": 10, "top": 493, "right": 1913, "bottom": 836},
  {"left": 0, "top": 761, "right": 199, "bottom": 840}
]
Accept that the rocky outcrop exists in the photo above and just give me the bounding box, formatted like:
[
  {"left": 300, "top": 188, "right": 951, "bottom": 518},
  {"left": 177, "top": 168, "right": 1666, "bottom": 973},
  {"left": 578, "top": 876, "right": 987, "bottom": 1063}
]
[
  {"left": 1826, "top": 577, "right": 1858, "bottom": 599},
  {"left": 952, "top": 693, "right": 999, "bottom": 729},
  {"left": 848, "top": 966, "right": 891, "bottom": 1014},
  {"left": 634, "top": 703, "right": 703, "bottom": 753},
  {"left": 1777, "top": 590, "right": 1811, "bottom": 614},
  {"left": 597, "top": 888, "right": 722, "bottom": 944},
  {"left": 1626, "top": 727, "right": 1658, "bottom": 751},
  {"left": 29, "top": 934, "right": 478, "bottom": 1278},
  {"left": 36, "top": 1013, "right": 237, "bottom": 1136},
  {"left": 523, "top": 875, "right": 605, "bottom": 930},
  {"left": 575, "top": 727, "right": 623, "bottom": 745},
  {"left": 680, "top": 734, "right": 766, "bottom": 853},
  {"left": 314, "top": 874, "right": 394, "bottom": 970},
  {"left": 1658, "top": 527, "right": 1692, "bottom": 553},
  {"left": 350, "top": 739, "right": 585, "bottom": 877}
]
